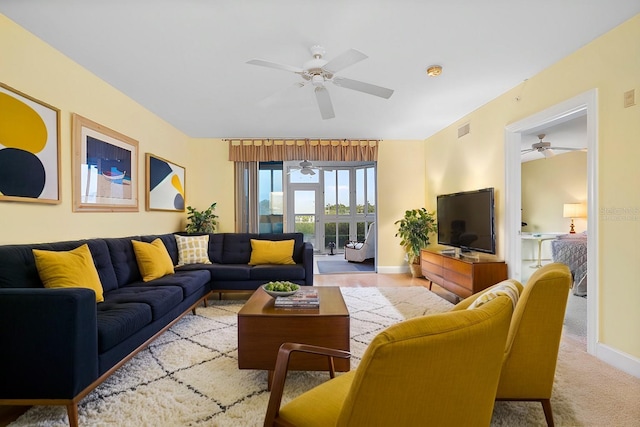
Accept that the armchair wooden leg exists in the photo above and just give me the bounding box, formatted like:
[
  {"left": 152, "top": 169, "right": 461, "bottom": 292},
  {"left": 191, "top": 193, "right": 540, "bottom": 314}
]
[
  {"left": 541, "top": 399, "right": 554, "bottom": 427},
  {"left": 267, "top": 370, "right": 274, "bottom": 391},
  {"left": 328, "top": 356, "right": 336, "bottom": 379},
  {"left": 66, "top": 403, "right": 79, "bottom": 427},
  {"left": 264, "top": 343, "right": 351, "bottom": 427}
]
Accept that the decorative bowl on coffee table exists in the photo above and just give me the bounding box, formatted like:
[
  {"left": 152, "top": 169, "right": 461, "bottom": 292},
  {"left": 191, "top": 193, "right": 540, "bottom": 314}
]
[{"left": 262, "top": 281, "right": 300, "bottom": 298}]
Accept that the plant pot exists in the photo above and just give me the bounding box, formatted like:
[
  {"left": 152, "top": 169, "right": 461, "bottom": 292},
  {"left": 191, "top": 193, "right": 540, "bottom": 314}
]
[{"left": 409, "top": 262, "right": 423, "bottom": 278}]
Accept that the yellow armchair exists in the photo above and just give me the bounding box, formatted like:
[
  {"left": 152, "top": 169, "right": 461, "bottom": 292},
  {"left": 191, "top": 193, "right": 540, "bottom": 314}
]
[
  {"left": 452, "top": 263, "right": 572, "bottom": 426},
  {"left": 264, "top": 294, "right": 514, "bottom": 426}
]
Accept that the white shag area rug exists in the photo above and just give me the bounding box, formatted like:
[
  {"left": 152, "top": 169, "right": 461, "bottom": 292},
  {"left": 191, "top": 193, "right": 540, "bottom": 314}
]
[{"left": 10, "top": 287, "right": 640, "bottom": 426}]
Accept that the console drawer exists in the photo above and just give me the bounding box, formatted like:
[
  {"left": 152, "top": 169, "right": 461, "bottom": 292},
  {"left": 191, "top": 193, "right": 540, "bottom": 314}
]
[{"left": 420, "top": 249, "right": 507, "bottom": 299}]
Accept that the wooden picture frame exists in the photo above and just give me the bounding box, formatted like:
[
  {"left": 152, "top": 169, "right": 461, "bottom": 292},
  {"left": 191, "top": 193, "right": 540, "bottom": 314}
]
[
  {"left": 0, "top": 83, "right": 61, "bottom": 204},
  {"left": 72, "top": 113, "right": 138, "bottom": 212},
  {"left": 145, "top": 153, "right": 186, "bottom": 212}
]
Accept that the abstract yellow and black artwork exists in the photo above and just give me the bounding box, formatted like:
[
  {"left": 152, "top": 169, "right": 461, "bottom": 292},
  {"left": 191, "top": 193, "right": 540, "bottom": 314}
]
[
  {"left": 145, "top": 153, "right": 185, "bottom": 212},
  {"left": 0, "top": 83, "right": 61, "bottom": 204}
]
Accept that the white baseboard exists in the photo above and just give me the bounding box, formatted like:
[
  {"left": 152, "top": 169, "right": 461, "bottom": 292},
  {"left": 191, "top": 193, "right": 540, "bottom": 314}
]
[
  {"left": 377, "top": 265, "right": 409, "bottom": 274},
  {"left": 596, "top": 342, "right": 640, "bottom": 378}
]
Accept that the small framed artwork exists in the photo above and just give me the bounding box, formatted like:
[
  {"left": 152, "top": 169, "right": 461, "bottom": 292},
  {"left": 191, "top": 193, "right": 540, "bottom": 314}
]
[
  {"left": 72, "top": 113, "right": 138, "bottom": 212},
  {"left": 0, "top": 83, "right": 61, "bottom": 204},
  {"left": 145, "top": 153, "right": 186, "bottom": 212}
]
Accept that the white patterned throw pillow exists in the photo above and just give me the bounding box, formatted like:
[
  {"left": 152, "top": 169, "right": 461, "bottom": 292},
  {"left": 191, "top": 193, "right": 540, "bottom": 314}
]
[
  {"left": 467, "top": 280, "right": 520, "bottom": 311},
  {"left": 175, "top": 235, "right": 212, "bottom": 266}
]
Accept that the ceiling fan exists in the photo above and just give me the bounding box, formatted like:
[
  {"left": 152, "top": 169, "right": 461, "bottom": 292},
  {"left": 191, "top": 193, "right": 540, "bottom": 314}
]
[
  {"left": 288, "top": 160, "right": 316, "bottom": 175},
  {"left": 247, "top": 45, "right": 394, "bottom": 120},
  {"left": 521, "top": 134, "right": 584, "bottom": 158}
]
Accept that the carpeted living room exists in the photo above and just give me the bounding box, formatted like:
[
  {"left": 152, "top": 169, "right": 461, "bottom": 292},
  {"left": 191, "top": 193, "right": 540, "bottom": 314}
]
[
  {"left": 4, "top": 278, "right": 639, "bottom": 426},
  {"left": 1, "top": 2, "right": 640, "bottom": 426}
]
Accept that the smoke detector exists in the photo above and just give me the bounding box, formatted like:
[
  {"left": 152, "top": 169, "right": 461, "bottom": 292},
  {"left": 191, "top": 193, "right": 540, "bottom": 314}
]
[{"left": 426, "top": 65, "right": 443, "bottom": 77}]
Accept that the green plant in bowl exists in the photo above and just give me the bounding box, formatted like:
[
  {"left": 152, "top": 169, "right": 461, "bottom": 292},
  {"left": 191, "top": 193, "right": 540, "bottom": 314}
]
[{"left": 262, "top": 281, "right": 300, "bottom": 297}]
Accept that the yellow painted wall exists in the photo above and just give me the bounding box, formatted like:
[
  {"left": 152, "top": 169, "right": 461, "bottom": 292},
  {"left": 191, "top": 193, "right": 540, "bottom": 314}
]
[
  {"left": 521, "top": 151, "right": 588, "bottom": 234},
  {"left": 425, "top": 104, "right": 511, "bottom": 259},
  {"left": 186, "top": 138, "right": 235, "bottom": 233},
  {"left": 377, "top": 139, "right": 427, "bottom": 270},
  {"left": 0, "top": 14, "right": 192, "bottom": 244},
  {"left": 425, "top": 15, "right": 640, "bottom": 358}
]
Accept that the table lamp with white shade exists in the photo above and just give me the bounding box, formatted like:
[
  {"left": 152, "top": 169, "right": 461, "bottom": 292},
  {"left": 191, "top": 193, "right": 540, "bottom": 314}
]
[{"left": 563, "top": 203, "right": 586, "bottom": 234}]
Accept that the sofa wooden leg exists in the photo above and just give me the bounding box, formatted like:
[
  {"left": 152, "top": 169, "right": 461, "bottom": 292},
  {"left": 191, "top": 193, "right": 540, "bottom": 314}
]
[
  {"left": 67, "top": 403, "right": 79, "bottom": 427},
  {"left": 192, "top": 295, "right": 210, "bottom": 315},
  {"left": 541, "top": 399, "right": 554, "bottom": 427}
]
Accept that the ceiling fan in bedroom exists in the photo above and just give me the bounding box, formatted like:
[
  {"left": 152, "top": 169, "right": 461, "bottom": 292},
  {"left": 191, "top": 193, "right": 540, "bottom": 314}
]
[
  {"left": 521, "top": 134, "right": 584, "bottom": 158},
  {"left": 247, "top": 45, "right": 394, "bottom": 120}
]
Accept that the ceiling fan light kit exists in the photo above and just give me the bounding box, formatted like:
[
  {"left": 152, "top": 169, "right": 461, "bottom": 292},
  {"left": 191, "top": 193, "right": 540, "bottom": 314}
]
[{"left": 247, "top": 45, "right": 394, "bottom": 120}]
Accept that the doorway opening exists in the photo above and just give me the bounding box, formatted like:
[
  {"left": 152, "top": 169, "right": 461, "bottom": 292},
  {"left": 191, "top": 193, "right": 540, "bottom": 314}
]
[{"left": 505, "top": 89, "right": 598, "bottom": 355}]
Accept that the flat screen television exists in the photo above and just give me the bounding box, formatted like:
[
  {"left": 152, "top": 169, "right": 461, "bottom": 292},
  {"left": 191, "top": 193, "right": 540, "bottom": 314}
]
[{"left": 436, "top": 187, "right": 496, "bottom": 254}]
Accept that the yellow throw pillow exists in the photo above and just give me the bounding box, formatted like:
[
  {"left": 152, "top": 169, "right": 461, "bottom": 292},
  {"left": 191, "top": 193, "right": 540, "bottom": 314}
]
[
  {"left": 33, "top": 243, "right": 104, "bottom": 303},
  {"left": 131, "top": 239, "right": 175, "bottom": 282},
  {"left": 175, "top": 234, "right": 212, "bottom": 266},
  {"left": 248, "top": 239, "right": 296, "bottom": 265}
]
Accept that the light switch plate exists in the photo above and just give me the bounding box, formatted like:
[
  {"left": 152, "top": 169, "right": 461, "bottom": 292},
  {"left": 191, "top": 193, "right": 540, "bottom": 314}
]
[{"left": 624, "top": 89, "right": 635, "bottom": 108}]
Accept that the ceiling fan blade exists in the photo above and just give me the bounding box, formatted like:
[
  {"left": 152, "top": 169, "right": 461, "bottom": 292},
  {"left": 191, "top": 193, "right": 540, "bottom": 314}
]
[
  {"left": 315, "top": 86, "right": 335, "bottom": 120},
  {"left": 550, "top": 146, "right": 585, "bottom": 151},
  {"left": 258, "top": 81, "right": 308, "bottom": 108},
  {"left": 521, "top": 148, "right": 535, "bottom": 154},
  {"left": 301, "top": 167, "right": 316, "bottom": 176},
  {"left": 332, "top": 76, "right": 394, "bottom": 99},
  {"left": 322, "top": 48, "right": 368, "bottom": 74},
  {"left": 246, "top": 59, "right": 304, "bottom": 74}
]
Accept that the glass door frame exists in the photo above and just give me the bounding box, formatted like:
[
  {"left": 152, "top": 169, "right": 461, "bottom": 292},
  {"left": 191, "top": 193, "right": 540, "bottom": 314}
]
[{"left": 284, "top": 161, "right": 376, "bottom": 256}]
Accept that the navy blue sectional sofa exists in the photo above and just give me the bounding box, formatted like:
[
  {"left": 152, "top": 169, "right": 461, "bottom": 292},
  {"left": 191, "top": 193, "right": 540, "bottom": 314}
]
[{"left": 0, "top": 232, "right": 312, "bottom": 427}]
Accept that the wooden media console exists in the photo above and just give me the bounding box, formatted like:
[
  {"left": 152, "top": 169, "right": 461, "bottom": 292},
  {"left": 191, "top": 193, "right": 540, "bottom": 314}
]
[{"left": 421, "top": 249, "right": 508, "bottom": 300}]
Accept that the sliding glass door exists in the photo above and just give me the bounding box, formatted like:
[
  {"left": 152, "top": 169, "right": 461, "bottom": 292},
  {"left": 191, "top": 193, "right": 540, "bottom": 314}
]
[
  {"left": 258, "top": 162, "right": 283, "bottom": 233},
  {"left": 246, "top": 162, "right": 376, "bottom": 258},
  {"left": 285, "top": 161, "right": 376, "bottom": 255}
]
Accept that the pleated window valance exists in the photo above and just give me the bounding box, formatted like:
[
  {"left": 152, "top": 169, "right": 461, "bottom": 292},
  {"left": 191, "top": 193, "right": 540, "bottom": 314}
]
[{"left": 227, "top": 139, "right": 379, "bottom": 162}]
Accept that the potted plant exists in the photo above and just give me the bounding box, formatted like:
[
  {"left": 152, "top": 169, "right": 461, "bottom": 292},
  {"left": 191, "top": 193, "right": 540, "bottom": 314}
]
[
  {"left": 395, "top": 208, "right": 437, "bottom": 277},
  {"left": 186, "top": 203, "right": 218, "bottom": 233}
]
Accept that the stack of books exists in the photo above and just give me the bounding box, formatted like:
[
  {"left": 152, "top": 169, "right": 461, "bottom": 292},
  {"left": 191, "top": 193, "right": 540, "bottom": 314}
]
[{"left": 274, "top": 289, "right": 320, "bottom": 308}]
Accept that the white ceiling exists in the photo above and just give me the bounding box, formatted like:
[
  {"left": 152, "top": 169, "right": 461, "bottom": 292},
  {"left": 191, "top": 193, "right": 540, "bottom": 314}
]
[{"left": 1, "top": 1, "right": 639, "bottom": 140}]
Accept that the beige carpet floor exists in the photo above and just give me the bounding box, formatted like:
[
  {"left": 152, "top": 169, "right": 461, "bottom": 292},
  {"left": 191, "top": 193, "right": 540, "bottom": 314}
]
[{"left": 9, "top": 287, "right": 640, "bottom": 426}]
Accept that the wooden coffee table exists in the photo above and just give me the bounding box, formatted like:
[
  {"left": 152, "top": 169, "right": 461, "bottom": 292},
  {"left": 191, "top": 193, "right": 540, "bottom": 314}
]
[{"left": 237, "top": 286, "right": 350, "bottom": 387}]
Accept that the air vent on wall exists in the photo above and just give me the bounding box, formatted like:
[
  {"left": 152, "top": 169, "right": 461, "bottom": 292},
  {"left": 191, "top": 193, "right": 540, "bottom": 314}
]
[{"left": 458, "top": 122, "right": 470, "bottom": 138}]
